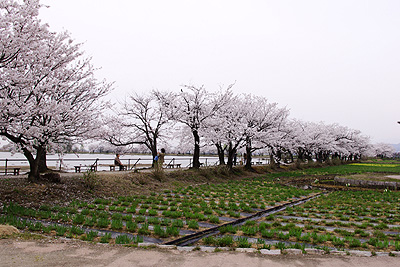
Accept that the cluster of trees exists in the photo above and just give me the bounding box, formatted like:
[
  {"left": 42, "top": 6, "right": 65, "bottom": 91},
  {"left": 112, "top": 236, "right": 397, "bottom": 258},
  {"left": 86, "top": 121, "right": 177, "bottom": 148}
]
[
  {"left": 0, "top": 1, "right": 394, "bottom": 181},
  {"left": 104, "top": 85, "right": 375, "bottom": 170},
  {"left": 0, "top": 0, "right": 111, "bottom": 181}
]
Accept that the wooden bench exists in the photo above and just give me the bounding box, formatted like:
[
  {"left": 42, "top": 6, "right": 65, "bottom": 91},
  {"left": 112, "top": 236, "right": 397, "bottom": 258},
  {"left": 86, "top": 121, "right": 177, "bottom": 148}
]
[
  {"left": 1, "top": 168, "right": 21, "bottom": 175},
  {"left": 165, "top": 163, "right": 181, "bottom": 169},
  {"left": 74, "top": 165, "right": 97, "bottom": 173},
  {"left": 13, "top": 167, "right": 20, "bottom": 175},
  {"left": 109, "top": 165, "right": 126, "bottom": 171}
]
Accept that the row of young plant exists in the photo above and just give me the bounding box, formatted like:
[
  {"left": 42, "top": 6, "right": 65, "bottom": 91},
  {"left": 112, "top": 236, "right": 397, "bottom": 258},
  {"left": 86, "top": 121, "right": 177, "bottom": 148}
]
[
  {"left": 0, "top": 178, "right": 317, "bottom": 241},
  {"left": 197, "top": 219, "right": 400, "bottom": 251},
  {"left": 280, "top": 190, "right": 400, "bottom": 224},
  {"left": 2, "top": 202, "right": 198, "bottom": 239},
  {"left": 87, "top": 180, "right": 314, "bottom": 214},
  {"left": 8, "top": 179, "right": 316, "bottom": 223},
  {"left": 0, "top": 214, "right": 143, "bottom": 245},
  {"left": 267, "top": 163, "right": 400, "bottom": 179},
  {"left": 273, "top": 215, "right": 400, "bottom": 232},
  {"left": 196, "top": 190, "right": 400, "bottom": 252}
]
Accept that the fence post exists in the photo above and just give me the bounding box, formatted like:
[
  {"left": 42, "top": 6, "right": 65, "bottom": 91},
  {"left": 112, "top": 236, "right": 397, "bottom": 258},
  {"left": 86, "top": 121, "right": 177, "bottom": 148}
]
[
  {"left": 5, "top": 158, "right": 8, "bottom": 176},
  {"left": 205, "top": 158, "right": 208, "bottom": 167},
  {"left": 128, "top": 159, "right": 131, "bottom": 170}
]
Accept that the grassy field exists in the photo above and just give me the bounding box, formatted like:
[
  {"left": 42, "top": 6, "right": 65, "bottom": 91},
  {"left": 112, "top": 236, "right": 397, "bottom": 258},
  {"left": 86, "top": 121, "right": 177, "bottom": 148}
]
[{"left": 266, "top": 162, "right": 400, "bottom": 179}]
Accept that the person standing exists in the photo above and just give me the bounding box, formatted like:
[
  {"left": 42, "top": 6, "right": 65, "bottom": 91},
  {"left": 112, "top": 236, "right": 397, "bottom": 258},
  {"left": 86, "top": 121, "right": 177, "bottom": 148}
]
[{"left": 158, "top": 148, "right": 166, "bottom": 169}]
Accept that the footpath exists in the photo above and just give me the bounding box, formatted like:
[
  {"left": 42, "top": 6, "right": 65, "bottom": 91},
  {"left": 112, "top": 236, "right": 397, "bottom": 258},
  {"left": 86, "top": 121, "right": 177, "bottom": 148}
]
[{"left": 1, "top": 238, "right": 400, "bottom": 267}]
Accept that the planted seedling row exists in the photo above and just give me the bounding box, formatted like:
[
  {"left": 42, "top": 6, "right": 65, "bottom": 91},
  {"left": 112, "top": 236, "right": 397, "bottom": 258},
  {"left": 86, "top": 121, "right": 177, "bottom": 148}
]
[
  {"left": 194, "top": 189, "right": 400, "bottom": 252},
  {"left": 0, "top": 178, "right": 318, "bottom": 245}
]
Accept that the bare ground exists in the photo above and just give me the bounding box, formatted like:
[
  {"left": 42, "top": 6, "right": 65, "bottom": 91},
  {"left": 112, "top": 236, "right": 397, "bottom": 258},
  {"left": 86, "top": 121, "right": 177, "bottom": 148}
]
[
  {"left": 0, "top": 166, "right": 254, "bottom": 208},
  {"left": 1, "top": 237, "right": 400, "bottom": 267}
]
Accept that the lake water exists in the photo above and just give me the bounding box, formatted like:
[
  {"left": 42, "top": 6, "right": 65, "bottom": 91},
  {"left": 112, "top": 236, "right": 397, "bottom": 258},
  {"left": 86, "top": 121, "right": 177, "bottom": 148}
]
[{"left": 0, "top": 151, "right": 221, "bottom": 172}]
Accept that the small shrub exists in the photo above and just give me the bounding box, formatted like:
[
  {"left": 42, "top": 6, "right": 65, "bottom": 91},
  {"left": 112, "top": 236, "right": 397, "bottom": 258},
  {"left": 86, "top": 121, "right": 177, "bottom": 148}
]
[
  {"left": 126, "top": 221, "right": 138, "bottom": 232},
  {"left": 100, "top": 233, "right": 112, "bottom": 243},
  {"left": 115, "top": 234, "right": 132, "bottom": 244},
  {"left": 147, "top": 217, "right": 160, "bottom": 225},
  {"left": 241, "top": 226, "right": 258, "bottom": 236},
  {"left": 55, "top": 225, "right": 67, "bottom": 236},
  {"left": 138, "top": 223, "right": 150, "bottom": 235},
  {"left": 208, "top": 215, "right": 220, "bottom": 224},
  {"left": 111, "top": 219, "right": 123, "bottom": 230},
  {"left": 86, "top": 230, "right": 98, "bottom": 241},
  {"left": 122, "top": 214, "right": 133, "bottom": 222},
  {"left": 348, "top": 238, "right": 362, "bottom": 248},
  {"left": 237, "top": 237, "right": 251, "bottom": 248},
  {"left": 111, "top": 213, "right": 123, "bottom": 220},
  {"left": 172, "top": 219, "right": 184, "bottom": 228},
  {"left": 135, "top": 216, "right": 146, "bottom": 223},
  {"left": 275, "top": 242, "right": 286, "bottom": 251},
  {"left": 72, "top": 214, "right": 85, "bottom": 225},
  {"left": 166, "top": 226, "right": 180, "bottom": 236},
  {"left": 220, "top": 225, "right": 237, "bottom": 234},
  {"left": 148, "top": 209, "right": 158, "bottom": 216},
  {"left": 203, "top": 236, "right": 215, "bottom": 245},
  {"left": 96, "top": 217, "right": 110, "bottom": 228},
  {"left": 373, "top": 230, "right": 387, "bottom": 239},
  {"left": 160, "top": 218, "right": 171, "bottom": 226},
  {"left": 216, "top": 236, "right": 234, "bottom": 247},
  {"left": 261, "top": 229, "right": 275, "bottom": 239},
  {"left": 153, "top": 225, "right": 168, "bottom": 238},
  {"left": 70, "top": 226, "right": 85, "bottom": 235},
  {"left": 151, "top": 167, "right": 165, "bottom": 181},
  {"left": 82, "top": 170, "right": 99, "bottom": 190}
]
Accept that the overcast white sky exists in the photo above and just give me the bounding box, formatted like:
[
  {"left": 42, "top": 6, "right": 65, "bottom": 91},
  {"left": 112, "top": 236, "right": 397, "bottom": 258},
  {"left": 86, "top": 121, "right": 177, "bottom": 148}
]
[{"left": 39, "top": 0, "right": 400, "bottom": 144}]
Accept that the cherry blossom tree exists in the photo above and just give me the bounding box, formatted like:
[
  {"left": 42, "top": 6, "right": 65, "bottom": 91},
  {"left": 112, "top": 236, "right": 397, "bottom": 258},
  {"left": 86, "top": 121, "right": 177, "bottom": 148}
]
[
  {"left": 370, "top": 143, "right": 395, "bottom": 158},
  {"left": 205, "top": 93, "right": 245, "bottom": 168},
  {"left": 102, "top": 91, "right": 169, "bottom": 163},
  {"left": 156, "top": 84, "right": 233, "bottom": 169},
  {"left": 283, "top": 120, "right": 371, "bottom": 164},
  {"left": 0, "top": 0, "right": 111, "bottom": 181},
  {"left": 0, "top": 0, "right": 48, "bottom": 68},
  {"left": 241, "top": 94, "right": 289, "bottom": 169},
  {"left": 205, "top": 93, "right": 289, "bottom": 169}
]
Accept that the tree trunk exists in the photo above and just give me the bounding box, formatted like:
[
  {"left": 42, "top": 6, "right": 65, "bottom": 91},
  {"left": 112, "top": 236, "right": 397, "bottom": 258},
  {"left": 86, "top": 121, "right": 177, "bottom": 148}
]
[
  {"left": 192, "top": 130, "right": 201, "bottom": 169},
  {"left": 150, "top": 139, "right": 157, "bottom": 168},
  {"left": 38, "top": 149, "right": 48, "bottom": 172},
  {"left": 245, "top": 137, "right": 252, "bottom": 170},
  {"left": 288, "top": 151, "right": 294, "bottom": 163},
  {"left": 215, "top": 143, "right": 225, "bottom": 165},
  {"left": 297, "top": 148, "right": 305, "bottom": 163},
  {"left": 269, "top": 154, "right": 276, "bottom": 168},
  {"left": 24, "top": 146, "right": 45, "bottom": 182},
  {"left": 226, "top": 143, "right": 235, "bottom": 169}
]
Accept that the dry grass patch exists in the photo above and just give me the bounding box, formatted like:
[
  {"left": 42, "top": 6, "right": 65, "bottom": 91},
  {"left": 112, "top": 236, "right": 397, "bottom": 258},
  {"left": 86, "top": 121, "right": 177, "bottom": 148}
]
[{"left": 0, "top": 225, "right": 19, "bottom": 237}]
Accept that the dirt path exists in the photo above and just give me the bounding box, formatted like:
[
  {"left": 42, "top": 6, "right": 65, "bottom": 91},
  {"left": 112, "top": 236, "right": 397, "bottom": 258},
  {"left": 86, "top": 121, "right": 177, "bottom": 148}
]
[{"left": 2, "top": 239, "right": 400, "bottom": 267}]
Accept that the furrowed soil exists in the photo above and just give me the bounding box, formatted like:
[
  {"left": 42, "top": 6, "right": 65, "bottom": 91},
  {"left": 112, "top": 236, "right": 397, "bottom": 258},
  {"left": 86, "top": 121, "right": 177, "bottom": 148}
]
[
  {"left": 2, "top": 165, "right": 400, "bottom": 266},
  {"left": 0, "top": 166, "right": 270, "bottom": 208}
]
